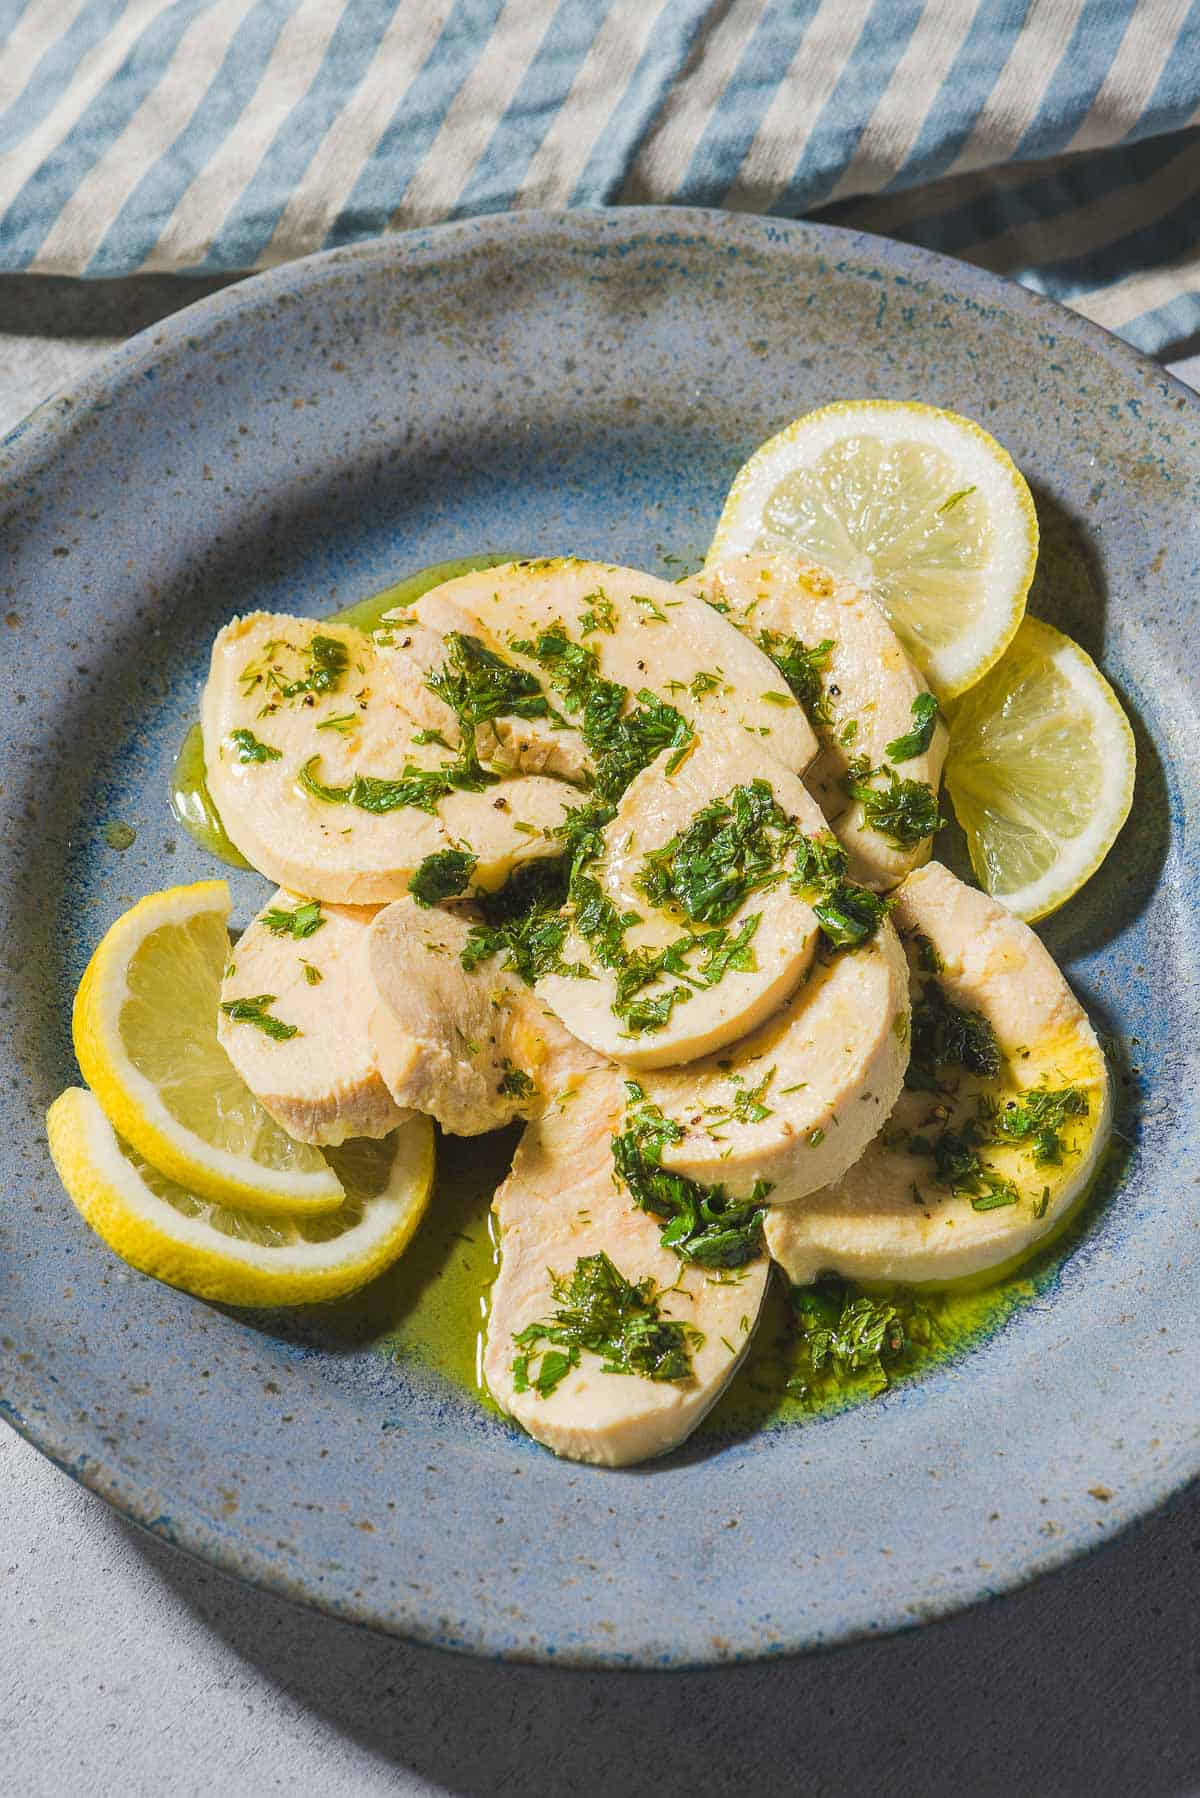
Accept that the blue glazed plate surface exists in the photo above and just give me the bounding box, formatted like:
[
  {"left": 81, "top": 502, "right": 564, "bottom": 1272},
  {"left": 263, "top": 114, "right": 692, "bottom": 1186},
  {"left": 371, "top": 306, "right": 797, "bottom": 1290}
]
[{"left": 1, "top": 210, "right": 1196, "bottom": 1667}]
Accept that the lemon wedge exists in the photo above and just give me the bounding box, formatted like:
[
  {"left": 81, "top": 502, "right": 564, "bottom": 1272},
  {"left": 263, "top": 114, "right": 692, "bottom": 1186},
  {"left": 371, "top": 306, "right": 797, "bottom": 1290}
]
[
  {"left": 46, "top": 1088, "right": 435, "bottom": 1307},
  {"left": 945, "top": 617, "right": 1135, "bottom": 921},
  {"left": 72, "top": 881, "right": 344, "bottom": 1214},
  {"left": 707, "top": 400, "right": 1038, "bottom": 698}
]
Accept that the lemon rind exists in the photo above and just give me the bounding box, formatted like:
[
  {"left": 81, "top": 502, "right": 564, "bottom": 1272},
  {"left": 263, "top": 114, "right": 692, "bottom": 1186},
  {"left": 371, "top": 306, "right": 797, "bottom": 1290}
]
[
  {"left": 47, "top": 1087, "right": 435, "bottom": 1307},
  {"left": 72, "top": 880, "right": 346, "bottom": 1214},
  {"left": 946, "top": 616, "right": 1136, "bottom": 923}
]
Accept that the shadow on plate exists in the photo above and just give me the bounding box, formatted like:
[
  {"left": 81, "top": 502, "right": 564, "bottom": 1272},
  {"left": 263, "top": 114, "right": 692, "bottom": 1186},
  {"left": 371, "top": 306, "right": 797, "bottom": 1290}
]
[{"left": 112, "top": 1471, "right": 1200, "bottom": 1797}]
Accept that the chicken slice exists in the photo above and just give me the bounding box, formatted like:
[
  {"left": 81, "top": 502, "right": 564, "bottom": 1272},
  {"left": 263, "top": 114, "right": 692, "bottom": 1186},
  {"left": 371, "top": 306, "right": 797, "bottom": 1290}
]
[
  {"left": 366, "top": 899, "right": 603, "bottom": 1135},
  {"left": 637, "top": 916, "right": 910, "bottom": 1205},
  {"left": 484, "top": 1069, "right": 771, "bottom": 1466},
  {"left": 764, "top": 862, "right": 1111, "bottom": 1285},
  {"left": 217, "top": 892, "right": 408, "bottom": 1146},
  {"left": 385, "top": 556, "right": 819, "bottom": 775},
  {"left": 689, "top": 553, "right": 948, "bottom": 889},
  {"left": 535, "top": 725, "right": 828, "bottom": 1070},
  {"left": 201, "top": 612, "right": 574, "bottom": 903}
]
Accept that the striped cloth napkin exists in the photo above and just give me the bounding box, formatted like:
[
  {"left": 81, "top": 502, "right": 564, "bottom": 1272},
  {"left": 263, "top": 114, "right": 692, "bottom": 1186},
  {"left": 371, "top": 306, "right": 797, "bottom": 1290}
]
[{"left": 2, "top": 1, "right": 1198, "bottom": 357}]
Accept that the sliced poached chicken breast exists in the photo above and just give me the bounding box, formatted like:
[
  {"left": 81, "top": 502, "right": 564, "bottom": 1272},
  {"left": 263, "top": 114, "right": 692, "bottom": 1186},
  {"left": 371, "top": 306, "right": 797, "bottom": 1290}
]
[
  {"left": 217, "top": 892, "right": 408, "bottom": 1146},
  {"left": 764, "top": 862, "right": 1111, "bottom": 1286},
  {"left": 535, "top": 727, "right": 828, "bottom": 1070},
  {"left": 689, "top": 553, "right": 948, "bottom": 890},
  {"left": 202, "top": 613, "right": 574, "bottom": 903},
  {"left": 386, "top": 557, "right": 819, "bottom": 775},
  {"left": 484, "top": 1069, "right": 770, "bottom": 1466},
  {"left": 367, "top": 899, "right": 603, "bottom": 1135},
  {"left": 638, "top": 917, "right": 910, "bottom": 1204}
]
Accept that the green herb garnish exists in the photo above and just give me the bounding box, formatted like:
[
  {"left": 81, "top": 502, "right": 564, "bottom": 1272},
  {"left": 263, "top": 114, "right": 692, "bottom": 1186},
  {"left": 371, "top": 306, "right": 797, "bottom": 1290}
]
[
  {"left": 787, "top": 1278, "right": 935, "bottom": 1400},
  {"left": 218, "top": 994, "right": 299, "bottom": 1041},
  {"left": 988, "top": 1085, "right": 1089, "bottom": 1164},
  {"left": 634, "top": 779, "right": 794, "bottom": 926},
  {"left": 315, "top": 711, "right": 359, "bottom": 734},
  {"left": 511, "top": 1251, "right": 699, "bottom": 1397},
  {"left": 904, "top": 1121, "right": 1020, "bottom": 1209},
  {"left": 261, "top": 899, "right": 324, "bottom": 940},
  {"left": 612, "top": 1082, "right": 769, "bottom": 1267},
  {"left": 756, "top": 630, "right": 834, "bottom": 729},
  {"left": 790, "top": 831, "right": 888, "bottom": 950},
  {"left": 578, "top": 591, "right": 616, "bottom": 635},
  {"left": 885, "top": 692, "right": 940, "bottom": 763},
  {"left": 229, "top": 728, "right": 281, "bottom": 764},
  {"left": 409, "top": 848, "right": 478, "bottom": 907},
  {"left": 498, "top": 1063, "right": 537, "bottom": 1100},
  {"left": 906, "top": 981, "right": 1001, "bottom": 1092},
  {"left": 282, "top": 633, "right": 349, "bottom": 699},
  {"left": 939, "top": 485, "right": 976, "bottom": 512},
  {"left": 843, "top": 756, "right": 944, "bottom": 847}
]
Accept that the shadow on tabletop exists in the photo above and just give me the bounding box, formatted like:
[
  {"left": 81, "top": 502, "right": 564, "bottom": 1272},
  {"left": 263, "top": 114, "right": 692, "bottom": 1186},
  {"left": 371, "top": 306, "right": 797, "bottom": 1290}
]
[
  {"left": 110, "top": 1476, "right": 1200, "bottom": 1798},
  {"left": 0, "top": 272, "right": 242, "bottom": 343}
]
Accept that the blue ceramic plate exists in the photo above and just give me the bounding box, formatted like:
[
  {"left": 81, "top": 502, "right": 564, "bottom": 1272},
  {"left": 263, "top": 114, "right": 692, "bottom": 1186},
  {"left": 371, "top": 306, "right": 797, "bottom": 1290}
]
[{"left": 1, "top": 211, "right": 1196, "bottom": 1668}]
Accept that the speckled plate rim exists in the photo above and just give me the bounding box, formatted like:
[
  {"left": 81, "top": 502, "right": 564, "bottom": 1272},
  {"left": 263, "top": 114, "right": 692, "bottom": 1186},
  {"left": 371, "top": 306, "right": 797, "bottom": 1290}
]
[{"left": 1, "top": 207, "right": 1197, "bottom": 1668}]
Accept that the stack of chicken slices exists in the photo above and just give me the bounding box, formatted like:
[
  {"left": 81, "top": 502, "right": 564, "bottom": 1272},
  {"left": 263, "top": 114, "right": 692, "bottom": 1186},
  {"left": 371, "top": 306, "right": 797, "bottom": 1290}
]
[{"left": 204, "top": 555, "right": 1110, "bottom": 1466}]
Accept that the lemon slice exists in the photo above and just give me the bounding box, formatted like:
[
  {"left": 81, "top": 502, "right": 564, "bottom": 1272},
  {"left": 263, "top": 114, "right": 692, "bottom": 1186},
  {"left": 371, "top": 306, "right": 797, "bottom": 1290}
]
[
  {"left": 47, "top": 1088, "right": 435, "bottom": 1307},
  {"left": 73, "top": 880, "right": 344, "bottom": 1214},
  {"left": 708, "top": 400, "right": 1038, "bottom": 698},
  {"left": 945, "top": 617, "right": 1135, "bottom": 921}
]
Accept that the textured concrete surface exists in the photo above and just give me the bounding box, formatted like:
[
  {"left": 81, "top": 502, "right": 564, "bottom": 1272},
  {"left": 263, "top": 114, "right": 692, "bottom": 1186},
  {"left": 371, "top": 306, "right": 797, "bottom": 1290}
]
[{"left": 1, "top": 275, "right": 1198, "bottom": 1797}]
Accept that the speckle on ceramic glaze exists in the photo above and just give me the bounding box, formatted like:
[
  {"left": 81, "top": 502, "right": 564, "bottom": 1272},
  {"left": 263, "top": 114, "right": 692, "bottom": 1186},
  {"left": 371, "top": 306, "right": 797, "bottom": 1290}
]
[{"left": 0, "top": 211, "right": 1197, "bottom": 1670}]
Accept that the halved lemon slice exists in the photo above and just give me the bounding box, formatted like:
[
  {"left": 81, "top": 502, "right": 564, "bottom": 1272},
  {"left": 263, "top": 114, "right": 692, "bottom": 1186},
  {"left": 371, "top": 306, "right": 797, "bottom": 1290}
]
[
  {"left": 945, "top": 617, "right": 1135, "bottom": 921},
  {"left": 47, "top": 1088, "right": 435, "bottom": 1307},
  {"left": 73, "top": 881, "right": 343, "bottom": 1214},
  {"left": 708, "top": 400, "right": 1038, "bottom": 698}
]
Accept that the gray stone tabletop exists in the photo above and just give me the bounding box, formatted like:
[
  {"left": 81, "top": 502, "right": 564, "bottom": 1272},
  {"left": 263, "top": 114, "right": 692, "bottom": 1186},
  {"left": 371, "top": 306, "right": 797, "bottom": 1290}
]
[{"left": 2, "top": 275, "right": 1198, "bottom": 1798}]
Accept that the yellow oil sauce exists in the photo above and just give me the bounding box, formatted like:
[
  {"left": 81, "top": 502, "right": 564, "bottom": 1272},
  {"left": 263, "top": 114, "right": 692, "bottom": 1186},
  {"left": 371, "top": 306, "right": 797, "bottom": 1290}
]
[
  {"left": 169, "top": 552, "right": 522, "bottom": 867},
  {"left": 341, "top": 1136, "right": 1124, "bottom": 1436}
]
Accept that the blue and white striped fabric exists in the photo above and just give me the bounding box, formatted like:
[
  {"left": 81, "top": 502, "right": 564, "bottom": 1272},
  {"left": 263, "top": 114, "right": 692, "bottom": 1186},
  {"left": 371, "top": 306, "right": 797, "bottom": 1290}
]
[{"left": 2, "top": 1, "right": 1199, "bottom": 357}]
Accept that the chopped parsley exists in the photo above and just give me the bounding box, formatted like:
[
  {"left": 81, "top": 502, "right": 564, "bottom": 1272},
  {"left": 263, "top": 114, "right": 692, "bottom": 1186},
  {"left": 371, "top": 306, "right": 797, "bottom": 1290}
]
[
  {"left": 427, "top": 630, "right": 550, "bottom": 733},
  {"left": 261, "top": 899, "right": 325, "bottom": 940},
  {"left": 460, "top": 859, "right": 574, "bottom": 983},
  {"left": 578, "top": 591, "right": 616, "bottom": 635},
  {"left": 634, "top": 779, "right": 794, "bottom": 926},
  {"left": 298, "top": 755, "right": 492, "bottom": 815},
  {"left": 939, "top": 485, "right": 976, "bottom": 512},
  {"left": 511, "top": 1251, "right": 699, "bottom": 1398},
  {"left": 229, "top": 728, "right": 281, "bottom": 764},
  {"left": 913, "top": 931, "right": 944, "bottom": 974},
  {"left": 612, "top": 1083, "right": 769, "bottom": 1267},
  {"left": 787, "top": 1279, "right": 935, "bottom": 1400},
  {"left": 843, "top": 756, "right": 944, "bottom": 847},
  {"left": 790, "top": 831, "right": 888, "bottom": 950},
  {"left": 302, "top": 962, "right": 322, "bottom": 985},
  {"left": 885, "top": 692, "right": 940, "bottom": 763},
  {"left": 517, "top": 623, "right": 694, "bottom": 801},
  {"left": 282, "top": 633, "right": 349, "bottom": 699},
  {"left": 409, "top": 848, "right": 478, "bottom": 907},
  {"left": 587, "top": 686, "right": 693, "bottom": 800},
  {"left": 631, "top": 592, "right": 668, "bottom": 622},
  {"left": 904, "top": 1120, "right": 1020, "bottom": 1210},
  {"left": 498, "top": 1063, "right": 537, "bottom": 1100},
  {"left": 219, "top": 994, "right": 299, "bottom": 1041},
  {"left": 906, "top": 981, "right": 1001, "bottom": 1092},
  {"left": 315, "top": 711, "right": 359, "bottom": 734},
  {"left": 756, "top": 629, "right": 834, "bottom": 729},
  {"left": 987, "top": 1085, "right": 1089, "bottom": 1164}
]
